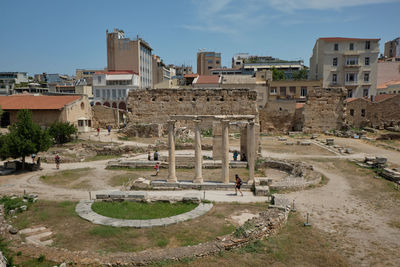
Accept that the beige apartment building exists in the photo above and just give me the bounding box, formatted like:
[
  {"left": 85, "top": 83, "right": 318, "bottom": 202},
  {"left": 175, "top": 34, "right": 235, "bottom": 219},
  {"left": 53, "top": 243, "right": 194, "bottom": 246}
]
[
  {"left": 76, "top": 69, "right": 104, "bottom": 85},
  {"left": 106, "top": 29, "right": 152, "bottom": 88},
  {"left": 309, "top": 37, "right": 380, "bottom": 97},
  {"left": 268, "top": 80, "right": 322, "bottom": 101},
  {"left": 197, "top": 51, "right": 221, "bottom": 75},
  {"left": 384, "top": 37, "right": 400, "bottom": 59}
]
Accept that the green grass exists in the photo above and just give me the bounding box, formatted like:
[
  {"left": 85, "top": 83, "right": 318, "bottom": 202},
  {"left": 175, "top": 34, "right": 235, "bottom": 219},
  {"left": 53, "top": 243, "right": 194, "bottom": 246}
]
[
  {"left": 84, "top": 154, "right": 121, "bottom": 162},
  {"left": 0, "top": 196, "right": 32, "bottom": 215},
  {"left": 91, "top": 201, "right": 198, "bottom": 220}
]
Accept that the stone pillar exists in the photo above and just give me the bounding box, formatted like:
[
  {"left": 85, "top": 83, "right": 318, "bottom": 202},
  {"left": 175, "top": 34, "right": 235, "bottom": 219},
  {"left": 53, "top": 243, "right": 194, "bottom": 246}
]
[
  {"left": 221, "top": 120, "right": 230, "bottom": 184},
  {"left": 193, "top": 120, "right": 203, "bottom": 183},
  {"left": 247, "top": 121, "right": 255, "bottom": 184},
  {"left": 167, "top": 120, "right": 177, "bottom": 182}
]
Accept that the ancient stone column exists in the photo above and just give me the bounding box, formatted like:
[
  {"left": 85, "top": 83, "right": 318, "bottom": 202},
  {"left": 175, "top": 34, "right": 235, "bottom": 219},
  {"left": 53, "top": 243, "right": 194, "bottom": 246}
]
[
  {"left": 221, "top": 120, "right": 230, "bottom": 184},
  {"left": 193, "top": 120, "right": 203, "bottom": 183},
  {"left": 247, "top": 121, "right": 255, "bottom": 184},
  {"left": 167, "top": 120, "right": 177, "bottom": 182}
]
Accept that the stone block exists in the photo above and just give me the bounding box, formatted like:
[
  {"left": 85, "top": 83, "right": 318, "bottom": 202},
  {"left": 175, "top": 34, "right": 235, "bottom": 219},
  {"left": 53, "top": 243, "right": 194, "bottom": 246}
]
[{"left": 255, "top": 185, "right": 270, "bottom": 196}]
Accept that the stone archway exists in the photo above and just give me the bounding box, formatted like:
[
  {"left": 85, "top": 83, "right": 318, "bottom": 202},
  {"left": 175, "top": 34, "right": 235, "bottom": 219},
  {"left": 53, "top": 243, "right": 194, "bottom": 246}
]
[
  {"left": 118, "top": 102, "right": 126, "bottom": 110},
  {"left": 95, "top": 102, "right": 101, "bottom": 106},
  {"left": 103, "top": 102, "right": 110, "bottom": 107},
  {"left": 112, "top": 102, "right": 117, "bottom": 108}
]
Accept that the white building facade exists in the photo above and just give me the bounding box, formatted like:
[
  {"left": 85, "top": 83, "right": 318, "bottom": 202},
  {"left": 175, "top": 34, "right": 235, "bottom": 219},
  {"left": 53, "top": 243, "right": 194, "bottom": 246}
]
[
  {"left": 92, "top": 71, "right": 139, "bottom": 110},
  {"left": 309, "top": 37, "right": 380, "bottom": 98}
]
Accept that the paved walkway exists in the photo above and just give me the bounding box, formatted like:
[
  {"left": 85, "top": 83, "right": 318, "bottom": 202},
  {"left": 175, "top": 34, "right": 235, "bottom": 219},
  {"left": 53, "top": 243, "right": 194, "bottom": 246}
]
[{"left": 75, "top": 200, "right": 213, "bottom": 228}]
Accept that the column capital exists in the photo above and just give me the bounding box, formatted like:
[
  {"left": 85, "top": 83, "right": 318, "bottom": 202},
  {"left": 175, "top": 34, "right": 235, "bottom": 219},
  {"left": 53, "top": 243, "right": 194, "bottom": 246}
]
[
  {"left": 221, "top": 119, "right": 230, "bottom": 125},
  {"left": 248, "top": 120, "right": 255, "bottom": 126}
]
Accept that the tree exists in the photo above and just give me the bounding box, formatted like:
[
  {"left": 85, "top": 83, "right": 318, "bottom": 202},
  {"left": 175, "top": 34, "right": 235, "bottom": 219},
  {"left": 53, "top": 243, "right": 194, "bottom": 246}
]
[
  {"left": 1, "top": 110, "right": 52, "bottom": 167},
  {"left": 272, "top": 67, "right": 285, "bottom": 81},
  {"left": 292, "top": 69, "right": 308, "bottom": 80},
  {"left": 48, "top": 121, "right": 77, "bottom": 144}
]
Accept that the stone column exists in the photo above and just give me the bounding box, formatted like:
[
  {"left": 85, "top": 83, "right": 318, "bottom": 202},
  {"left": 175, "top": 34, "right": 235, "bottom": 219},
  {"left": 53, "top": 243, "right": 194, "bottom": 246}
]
[
  {"left": 167, "top": 120, "right": 177, "bottom": 182},
  {"left": 193, "top": 120, "right": 203, "bottom": 183},
  {"left": 221, "top": 120, "right": 230, "bottom": 184},
  {"left": 247, "top": 121, "right": 255, "bottom": 184}
]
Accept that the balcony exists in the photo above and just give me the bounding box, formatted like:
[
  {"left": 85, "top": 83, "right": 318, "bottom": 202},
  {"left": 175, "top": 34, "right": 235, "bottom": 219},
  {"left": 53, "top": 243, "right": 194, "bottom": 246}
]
[
  {"left": 344, "top": 80, "right": 359, "bottom": 86},
  {"left": 344, "top": 63, "right": 361, "bottom": 68}
]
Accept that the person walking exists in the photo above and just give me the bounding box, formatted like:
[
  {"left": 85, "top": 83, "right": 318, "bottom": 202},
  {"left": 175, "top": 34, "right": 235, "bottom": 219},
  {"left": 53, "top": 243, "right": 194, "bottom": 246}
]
[
  {"left": 154, "top": 150, "right": 159, "bottom": 161},
  {"left": 107, "top": 125, "right": 111, "bottom": 135},
  {"left": 97, "top": 127, "right": 100, "bottom": 136},
  {"left": 55, "top": 154, "right": 61, "bottom": 170},
  {"left": 233, "top": 150, "right": 238, "bottom": 161},
  {"left": 154, "top": 162, "right": 160, "bottom": 176},
  {"left": 31, "top": 153, "right": 36, "bottom": 163},
  {"left": 235, "top": 174, "right": 243, "bottom": 196},
  {"left": 148, "top": 151, "right": 151, "bottom": 161}
]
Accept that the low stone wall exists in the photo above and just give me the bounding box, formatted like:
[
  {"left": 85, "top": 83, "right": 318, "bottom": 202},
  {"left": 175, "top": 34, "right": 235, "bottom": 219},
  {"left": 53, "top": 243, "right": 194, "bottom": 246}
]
[{"left": 120, "top": 123, "right": 164, "bottom": 138}]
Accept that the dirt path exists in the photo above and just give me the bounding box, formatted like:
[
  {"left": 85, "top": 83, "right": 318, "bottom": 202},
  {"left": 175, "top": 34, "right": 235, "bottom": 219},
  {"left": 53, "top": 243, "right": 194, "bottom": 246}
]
[{"left": 286, "top": 161, "right": 400, "bottom": 267}]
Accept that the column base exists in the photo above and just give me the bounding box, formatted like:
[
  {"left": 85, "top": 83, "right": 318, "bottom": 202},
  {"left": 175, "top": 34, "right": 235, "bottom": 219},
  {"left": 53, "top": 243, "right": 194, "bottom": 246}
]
[
  {"left": 193, "top": 178, "right": 203, "bottom": 184},
  {"left": 167, "top": 177, "right": 178, "bottom": 183}
]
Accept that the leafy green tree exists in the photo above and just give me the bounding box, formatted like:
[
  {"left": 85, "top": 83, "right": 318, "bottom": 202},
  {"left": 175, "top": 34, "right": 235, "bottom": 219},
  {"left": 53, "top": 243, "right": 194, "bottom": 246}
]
[
  {"left": 48, "top": 121, "right": 77, "bottom": 144},
  {"left": 1, "top": 110, "right": 52, "bottom": 167},
  {"left": 292, "top": 69, "right": 308, "bottom": 80},
  {"left": 272, "top": 67, "right": 285, "bottom": 81}
]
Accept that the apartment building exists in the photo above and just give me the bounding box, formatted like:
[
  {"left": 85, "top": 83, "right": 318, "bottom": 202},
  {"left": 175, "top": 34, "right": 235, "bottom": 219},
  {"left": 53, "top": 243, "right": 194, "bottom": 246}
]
[
  {"left": 152, "top": 55, "right": 171, "bottom": 86},
  {"left": 172, "top": 65, "right": 193, "bottom": 78},
  {"left": 384, "top": 37, "right": 400, "bottom": 59},
  {"left": 267, "top": 80, "right": 322, "bottom": 101},
  {"left": 309, "top": 37, "right": 380, "bottom": 97},
  {"left": 0, "top": 72, "right": 28, "bottom": 95},
  {"left": 106, "top": 28, "right": 152, "bottom": 88},
  {"left": 92, "top": 71, "right": 139, "bottom": 110},
  {"left": 76, "top": 69, "right": 104, "bottom": 85},
  {"left": 230, "top": 54, "right": 305, "bottom": 79},
  {"left": 197, "top": 51, "right": 221, "bottom": 75}
]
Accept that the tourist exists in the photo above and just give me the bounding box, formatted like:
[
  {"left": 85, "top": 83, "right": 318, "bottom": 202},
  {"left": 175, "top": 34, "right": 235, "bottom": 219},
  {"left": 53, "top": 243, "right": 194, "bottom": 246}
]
[
  {"left": 241, "top": 153, "right": 247, "bottom": 162},
  {"left": 154, "top": 162, "right": 160, "bottom": 176},
  {"left": 107, "top": 125, "right": 111, "bottom": 135},
  {"left": 148, "top": 151, "right": 151, "bottom": 161},
  {"left": 233, "top": 150, "right": 238, "bottom": 161},
  {"left": 97, "top": 127, "right": 100, "bottom": 136},
  {"left": 55, "top": 154, "right": 61, "bottom": 170},
  {"left": 235, "top": 174, "right": 243, "bottom": 196},
  {"left": 36, "top": 157, "right": 41, "bottom": 168},
  {"left": 154, "top": 150, "right": 159, "bottom": 161},
  {"left": 31, "top": 153, "right": 36, "bottom": 163}
]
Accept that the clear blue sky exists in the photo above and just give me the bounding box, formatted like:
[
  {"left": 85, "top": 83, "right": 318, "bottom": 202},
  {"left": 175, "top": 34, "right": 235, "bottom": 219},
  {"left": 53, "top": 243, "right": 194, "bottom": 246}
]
[{"left": 1, "top": 0, "right": 399, "bottom": 76}]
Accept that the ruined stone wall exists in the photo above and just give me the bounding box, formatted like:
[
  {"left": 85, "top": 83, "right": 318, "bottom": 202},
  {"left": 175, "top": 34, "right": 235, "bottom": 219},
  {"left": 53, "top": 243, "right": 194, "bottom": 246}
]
[
  {"left": 126, "top": 88, "right": 258, "bottom": 128},
  {"left": 92, "top": 105, "right": 126, "bottom": 128},
  {"left": 259, "top": 100, "right": 302, "bottom": 133},
  {"left": 347, "top": 95, "right": 400, "bottom": 128},
  {"left": 302, "top": 87, "right": 347, "bottom": 133}
]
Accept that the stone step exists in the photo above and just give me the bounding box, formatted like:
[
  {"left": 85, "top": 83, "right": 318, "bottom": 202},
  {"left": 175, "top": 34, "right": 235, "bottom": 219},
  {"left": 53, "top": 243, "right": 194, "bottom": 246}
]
[{"left": 19, "top": 226, "right": 47, "bottom": 235}]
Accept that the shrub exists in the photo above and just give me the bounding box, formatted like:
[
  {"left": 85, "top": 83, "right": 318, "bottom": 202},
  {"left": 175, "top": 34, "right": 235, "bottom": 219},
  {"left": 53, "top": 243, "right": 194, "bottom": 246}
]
[{"left": 48, "top": 122, "right": 77, "bottom": 144}]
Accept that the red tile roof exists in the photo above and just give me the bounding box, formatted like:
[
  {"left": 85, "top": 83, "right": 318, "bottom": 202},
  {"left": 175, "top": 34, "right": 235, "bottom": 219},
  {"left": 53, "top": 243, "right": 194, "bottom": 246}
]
[
  {"left": 195, "top": 75, "right": 220, "bottom": 84},
  {"left": 296, "top": 103, "right": 305, "bottom": 109},
  {"left": 184, "top": 74, "right": 199, "bottom": 78},
  {"left": 346, "top": 98, "right": 359, "bottom": 103},
  {"left": 377, "top": 80, "right": 400, "bottom": 89},
  {"left": 373, "top": 94, "right": 397, "bottom": 103},
  {"left": 319, "top": 37, "right": 380, "bottom": 42},
  {"left": 0, "top": 95, "right": 82, "bottom": 110}
]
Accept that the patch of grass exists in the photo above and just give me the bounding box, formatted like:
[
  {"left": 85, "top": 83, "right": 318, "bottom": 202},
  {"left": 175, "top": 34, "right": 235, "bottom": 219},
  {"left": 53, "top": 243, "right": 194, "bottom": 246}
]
[
  {"left": 0, "top": 196, "right": 31, "bottom": 215},
  {"left": 91, "top": 201, "right": 198, "bottom": 220},
  {"left": 89, "top": 225, "right": 123, "bottom": 237},
  {"left": 84, "top": 154, "right": 121, "bottom": 162},
  {"left": 40, "top": 167, "right": 93, "bottom": 186}
]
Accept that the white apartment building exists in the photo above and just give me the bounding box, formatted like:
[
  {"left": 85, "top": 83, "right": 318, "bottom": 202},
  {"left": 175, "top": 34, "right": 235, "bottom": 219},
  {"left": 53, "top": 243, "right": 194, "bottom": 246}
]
[
  {"left": 309, "top": 37, "right": 380, "bottom": 97},
  {"left": 92, "top": 71, "right": 139, "bottom": 110}
]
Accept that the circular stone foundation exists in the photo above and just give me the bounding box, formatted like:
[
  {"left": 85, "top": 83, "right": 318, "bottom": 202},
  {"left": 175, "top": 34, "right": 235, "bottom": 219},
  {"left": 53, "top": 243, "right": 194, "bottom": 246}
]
[{"left": 76, "top": 200, "right": 213, "bottom": 228}]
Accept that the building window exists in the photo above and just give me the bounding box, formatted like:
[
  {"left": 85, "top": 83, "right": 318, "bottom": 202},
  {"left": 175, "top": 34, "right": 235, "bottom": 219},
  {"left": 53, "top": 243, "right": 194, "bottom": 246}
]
[
  {"left": 280, "top": 87, "right": 286, "bottom": 97},
  {"left": 289, "top": 86, "right": 296, "bottom": 95},
  {"left": 350, "top": 109, "right": 354, "bottom": 116},
  {"left": 365, "top": 41, "right": 370, "bottom": 49},
  {"left": 270, "top": 87, "right": 277, "bottom": 94},
  {"left": 333, "top": 57, "right": 338, "bottom": 66},
  {"left": 300, "top": 87, "right": 307, "bottom": 97},
  {"left": 346, "top": 57, "right": 358, "bottom": 65},
  {"left": 345, "top": 73, "right": 357, "bottom": 83},
  {"left": 365, "top": 57, "right": 370, "bottom": 66},
  {"left": 348, "top": 90, "right": 353, "bottom": 98},
  {"left": 363, "top": 88, "right": 369, "bottom": 97},
  {"left": 364, "top": 73, "right": 369, "bottom": 82},
  {"left": 332, "top": 73, "right": 337, "bottom": 83},
  {"left": 361, "top": 109, "right": 366, "bottom": 117},
  {"left": 97, "top": 76, "right": 101, "bottom": 84},
  {"left": 216, "top": 60, "right": 220, "bottom": 64},
  {"left": 112, "top": 89, "right": 116, "bottom": 99},
  {"left": 208, "top": 66, "right": 212, "bottom": 69},
  {"left": 349, "top": 43, "right": 354, "bottom": 50},
  {"left": 334, "top": 43, "right": 338, "bottom": 51},
  {"left": 95, "top": 89, "right": 100, "bottom": 97},
  {"left": 208, "top": 60, "right": 213, "bottom": 64}
]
